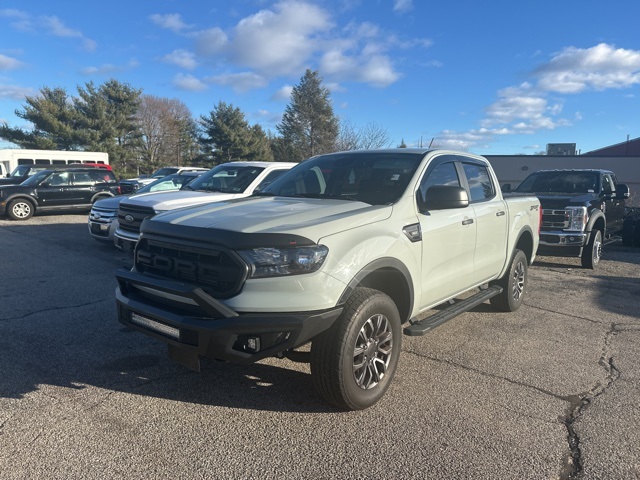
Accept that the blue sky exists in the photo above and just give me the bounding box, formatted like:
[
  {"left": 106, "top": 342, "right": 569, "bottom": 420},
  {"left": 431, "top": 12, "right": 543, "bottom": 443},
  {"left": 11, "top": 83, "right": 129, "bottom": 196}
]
[{"left": 1, "top": 0, "right": 639, "bottom": 155}]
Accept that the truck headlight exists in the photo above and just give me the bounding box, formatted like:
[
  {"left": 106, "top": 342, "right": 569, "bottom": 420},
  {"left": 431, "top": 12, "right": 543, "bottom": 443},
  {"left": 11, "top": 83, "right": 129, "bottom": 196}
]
[
  {"left": 565, "top": 206, "right": 588, "bottom": 231},
  {"left": 238, "top": 245, "right": 329, "bottom": 278}
]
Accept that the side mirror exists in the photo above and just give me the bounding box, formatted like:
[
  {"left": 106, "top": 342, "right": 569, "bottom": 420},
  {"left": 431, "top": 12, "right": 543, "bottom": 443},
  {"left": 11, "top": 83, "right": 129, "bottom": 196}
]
[
  {"left": 616, "top": 184, "right": 630, "bottom": 199},
  {"left": 501, "top": 183, "right": 512, "bottom": 193},
  {"left": 422, "top": 185, "right": 469, "bottom": 211}
]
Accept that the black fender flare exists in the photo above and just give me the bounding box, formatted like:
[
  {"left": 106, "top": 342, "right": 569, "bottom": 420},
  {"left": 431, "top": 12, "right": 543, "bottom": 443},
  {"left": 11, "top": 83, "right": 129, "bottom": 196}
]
[
  {"left": 90, "top": 192, "right": 114, "bottom": 203},
  {"left": 4, "top": 194, "right": 37, "bottom": 211},
  {"left": 337, "top": 257, "right": 415, "bottom": 322}
]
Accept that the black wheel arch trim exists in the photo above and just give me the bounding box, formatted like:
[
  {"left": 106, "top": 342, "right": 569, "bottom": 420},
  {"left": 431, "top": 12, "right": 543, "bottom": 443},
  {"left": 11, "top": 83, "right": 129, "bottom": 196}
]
[{"left": 337, "top": 257, "right": 414, "bottom": 321}]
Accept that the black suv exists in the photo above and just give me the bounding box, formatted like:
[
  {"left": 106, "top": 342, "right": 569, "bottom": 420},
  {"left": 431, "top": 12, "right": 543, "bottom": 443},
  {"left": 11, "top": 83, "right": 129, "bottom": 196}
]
[{"left": 0, "top": 167, "right": 119, "bottom": 220}]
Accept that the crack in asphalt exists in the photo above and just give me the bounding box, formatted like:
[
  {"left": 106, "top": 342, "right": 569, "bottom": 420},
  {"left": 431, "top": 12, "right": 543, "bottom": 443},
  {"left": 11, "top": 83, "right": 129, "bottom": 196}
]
[
  {"left": 523, "top": 302, "right": 603, "bottom": 325},
  {"left": 560, "top": 323, "right": 621, "bottom": 480},
  {"left": 405, "top": 322, "right": 624, "bottom": 480},
  {"left": 0, "top": 297, "right": 113, "bottom": 322}
]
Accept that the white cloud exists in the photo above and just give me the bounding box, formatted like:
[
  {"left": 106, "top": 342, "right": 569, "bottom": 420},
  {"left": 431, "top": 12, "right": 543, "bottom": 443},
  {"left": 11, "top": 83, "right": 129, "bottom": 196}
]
[
  {"left": 162, "top": 49, "right": 198, "bottom": 70},
  {"left": 194, "top": 28, "right": 228, "bottom": 56},
  {"left": 393, "top": 0, "right": 413, "bottom": 13},
  {"left": 0, "top": 83, "right": 34, "bottom": 100},
  {"left": 149, "top": 13, "right": 193, "bottom": 33},
  {"left": 172, "top": 73, "right": 207, "bottom": 92},
  {"left": 1, "top": 11, "right": 96, "bottom": 50},
  {"left": 536, "top": 43, "right": 640, "bottom": 93},
  {"left": 271, "top": 85, "right": 293, "bottom": 101},
  {"left": 151, "top": 1, "right": 428, "bottom": 90},
  {"left": 206, "top": 72, "right": 267, "bottom": 92},
  {"left": 80, "top": 59, "right": 138, "bottom": 76},
  {"left": 0, "top": 54, "right": 24, "bottom": 71},
  {"left": 228, "top": 1, "right": 332, "bottom": 76}
]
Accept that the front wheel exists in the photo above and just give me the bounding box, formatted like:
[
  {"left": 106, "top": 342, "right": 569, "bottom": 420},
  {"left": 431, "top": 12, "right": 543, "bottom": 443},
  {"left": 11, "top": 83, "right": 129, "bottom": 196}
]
[
  {"left": 490, "top": 249, "right": 528, "bottom": 312},
  {"left": 581, "top": 229, "right": 602, "bottom": 269},
  {"left": 7, "top": 199, "right": 35, "bottom": 220},
  {"left": 310, "top": 287, "right": 401, "bottom": 410}
]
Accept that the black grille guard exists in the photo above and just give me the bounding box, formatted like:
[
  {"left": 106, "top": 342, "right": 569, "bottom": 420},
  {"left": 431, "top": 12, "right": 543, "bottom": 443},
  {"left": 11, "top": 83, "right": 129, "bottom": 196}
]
[{"left": 115, "top": 268, "right": 239, "bottom": 319}]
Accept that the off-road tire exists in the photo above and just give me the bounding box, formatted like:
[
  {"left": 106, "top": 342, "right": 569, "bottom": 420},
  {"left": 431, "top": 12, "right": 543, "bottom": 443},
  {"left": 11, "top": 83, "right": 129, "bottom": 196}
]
[
  {"left": 490, "top": 249, "right": 528, "bottom": 312},
  {"left": 310, "top": 287, "right": 401, "bottom": 410}
]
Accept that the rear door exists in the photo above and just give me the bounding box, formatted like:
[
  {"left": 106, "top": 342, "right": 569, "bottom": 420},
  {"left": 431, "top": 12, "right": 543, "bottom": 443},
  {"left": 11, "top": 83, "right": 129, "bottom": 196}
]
[
  {"left": 602, "top": 173, "right": 624, "bottom": 234},
  {"left": 66, "top": 171, "right": 97, "bottom": 205},
  {"left": 457, "top": 156, "right": 508, "bottom": 283}
]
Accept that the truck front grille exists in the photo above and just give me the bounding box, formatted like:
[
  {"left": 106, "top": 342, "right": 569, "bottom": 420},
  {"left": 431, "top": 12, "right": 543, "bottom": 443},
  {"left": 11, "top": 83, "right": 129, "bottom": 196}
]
[
  {"left": 135, "top": 238, "right": 248, "bottom": 299},
  {"left": 541, "top": 209, "right": 570, "bottom": 229},
  {"left": 118, "top": 204, "right": 156, "bottom": 234}
]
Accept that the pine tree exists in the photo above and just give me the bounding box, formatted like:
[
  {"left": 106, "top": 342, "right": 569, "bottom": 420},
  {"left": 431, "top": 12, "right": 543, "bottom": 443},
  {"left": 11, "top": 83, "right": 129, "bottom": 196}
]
[
  {"left": 199, "top": 101, "right": 272, "bottom": 164},
  {"left": 0, "top": 87, "right": 81, "bottom": 150},
  {"left": 277, "top": 69, "right": 338, "bottom": 161}
]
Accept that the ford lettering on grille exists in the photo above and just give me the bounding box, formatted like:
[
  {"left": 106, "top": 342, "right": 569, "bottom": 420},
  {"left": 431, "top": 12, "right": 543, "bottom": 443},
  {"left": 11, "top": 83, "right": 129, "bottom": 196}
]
[{"left": 136, "top": 244, "right": 243, "bottom": 298}]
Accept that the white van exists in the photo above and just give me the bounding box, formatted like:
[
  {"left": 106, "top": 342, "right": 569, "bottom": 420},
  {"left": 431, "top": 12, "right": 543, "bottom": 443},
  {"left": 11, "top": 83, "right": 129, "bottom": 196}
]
[{"left": 0, "top": 149, "right": 109, "bottom": 178}]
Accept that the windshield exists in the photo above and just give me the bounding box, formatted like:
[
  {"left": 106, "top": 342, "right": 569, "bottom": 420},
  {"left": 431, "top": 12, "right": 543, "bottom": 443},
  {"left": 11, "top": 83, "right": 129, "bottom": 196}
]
[
  {"left": 137, "top": 174, "right": 199, "bottom": 193},
  {"left": 515, "top": 171, "right": 600, "bottom": 194},
  {"left": 187, "top": 165, "right": 265, "bottom": 193},
  {"left": 259, "top": 151, "right": 425, "bottom": 205},
  {"left": 21, "top": 170, "right": 52, "bottom": 186},
  {"left": 151, "top": 167, "right": 179, "bottom": 178}
]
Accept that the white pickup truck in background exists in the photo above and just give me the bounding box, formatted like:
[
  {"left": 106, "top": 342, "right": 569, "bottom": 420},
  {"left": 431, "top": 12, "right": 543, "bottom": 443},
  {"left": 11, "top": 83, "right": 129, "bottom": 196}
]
[
  {"left": 115, "top": 149, "right": 541, "bottom": 410},
  {"left": 114, "top": 161, "right": 296, "bottom": 250}
]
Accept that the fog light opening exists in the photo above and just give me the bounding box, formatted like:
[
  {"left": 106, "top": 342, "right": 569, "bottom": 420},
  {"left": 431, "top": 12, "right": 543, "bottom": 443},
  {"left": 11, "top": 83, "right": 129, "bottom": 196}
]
[{"left": 238, "top": 335, "right": 261, "bottom": 353}]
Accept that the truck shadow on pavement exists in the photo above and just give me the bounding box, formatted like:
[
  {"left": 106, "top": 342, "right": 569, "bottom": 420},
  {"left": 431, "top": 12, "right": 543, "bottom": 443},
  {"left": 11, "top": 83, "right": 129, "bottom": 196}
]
[{"left": 0, "top": 319, "right": 336, "bottom": 413}]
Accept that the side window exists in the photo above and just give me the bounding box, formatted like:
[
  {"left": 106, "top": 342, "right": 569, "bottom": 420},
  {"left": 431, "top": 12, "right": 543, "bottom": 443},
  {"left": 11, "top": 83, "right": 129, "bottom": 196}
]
[
  {"left": 418, "top": 161, "right": 461, "bottom": 205},
  {"left": 255, "top": 169, "right": 287, "bottom": 191},
  {"left": 72, "top": 172, "right": 95, "bottom": 185},
  {"left": 461, "top": 163, "right": 495, "bottom": 202},
  {"left": 47, "top": 172, "right": 70, "bottom": 186},
  {"left": 601, "top": 174, "right": 614, "bottom": 194}
]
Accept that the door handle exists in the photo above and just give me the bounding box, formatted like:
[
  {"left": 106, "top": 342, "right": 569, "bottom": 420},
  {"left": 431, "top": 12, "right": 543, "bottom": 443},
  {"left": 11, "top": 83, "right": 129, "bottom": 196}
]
[
  {"left": 462, "top": 218, "right": 474, "bottom": 225},
  {"left": 496, "top": 211, "right": 506, "bottom": 217}
]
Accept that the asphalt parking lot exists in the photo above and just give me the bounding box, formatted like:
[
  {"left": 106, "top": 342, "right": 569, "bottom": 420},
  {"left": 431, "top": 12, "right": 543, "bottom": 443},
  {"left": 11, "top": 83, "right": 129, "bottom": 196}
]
[{"left": 1, "top": 214, "right": 639, "bottom": 480}]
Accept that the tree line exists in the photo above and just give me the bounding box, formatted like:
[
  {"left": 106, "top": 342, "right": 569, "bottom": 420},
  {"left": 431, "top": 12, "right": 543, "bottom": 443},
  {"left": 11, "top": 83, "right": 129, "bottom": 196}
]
[{"left": 0, "top": 70, "right": 394, "bottom": 176}]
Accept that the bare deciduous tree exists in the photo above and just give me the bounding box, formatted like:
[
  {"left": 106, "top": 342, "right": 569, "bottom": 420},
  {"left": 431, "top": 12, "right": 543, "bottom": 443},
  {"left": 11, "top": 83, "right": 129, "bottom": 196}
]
[
  {"left": 136, "top": 95, "right": 197, "bottom": 172},
  {"left": 336, "top": 119, "right": 391, "bottom": 151}
]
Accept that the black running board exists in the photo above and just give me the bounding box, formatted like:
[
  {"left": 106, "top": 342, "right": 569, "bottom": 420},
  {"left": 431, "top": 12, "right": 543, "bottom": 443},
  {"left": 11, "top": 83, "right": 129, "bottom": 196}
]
[{"left": 403, "top": 285, "right": 503, "bottom": 336}]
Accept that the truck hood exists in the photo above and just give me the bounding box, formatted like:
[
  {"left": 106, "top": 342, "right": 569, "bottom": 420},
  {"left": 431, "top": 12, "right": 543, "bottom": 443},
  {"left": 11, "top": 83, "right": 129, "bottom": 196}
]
[
  {"left": 93, "top": 195, "right": 127, "bottom": 210},
  {"left": 148, "top": 196, "right": 392, "bottom": 243},
  {"left": 124, "top": 190, "right": 238, "bottom": 211},
  {"left": 536, "top": 193, "right": 597, "bottom": 209}
]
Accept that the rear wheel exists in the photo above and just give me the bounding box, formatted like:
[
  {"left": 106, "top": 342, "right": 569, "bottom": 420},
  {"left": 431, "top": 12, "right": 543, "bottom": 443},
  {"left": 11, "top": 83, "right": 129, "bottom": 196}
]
[
  {"left": 490, "top": 249, "right": 528, "bottom": 312},
  {"left": 7, "top": 199, "right": 35, "bottom": 220},
  {"left": 581, "top": 229, "right": 602, "bottom": 269},
  {"left": 310, "top": 287, "right": 401, "bottom": 410}
]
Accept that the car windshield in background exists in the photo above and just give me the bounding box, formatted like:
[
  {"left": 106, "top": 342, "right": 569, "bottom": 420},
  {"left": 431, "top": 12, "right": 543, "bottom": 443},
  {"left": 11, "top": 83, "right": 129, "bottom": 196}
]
[
  {"left": 259, "top": 152, "right": 425, "bottom": 205},
  {"left": 151, "top": 167, "right": 179, "bottom": 178},
  {"left": 187, "top": 165, "right": 265, "bottom": 194},
  {"left": 21, "top": 170, "right": 52, "bottom": 186},
  {"left": 137, "top": 174, "right": 199, "bottom": 194},
  {"left": 515, "top": 171, "right": 600, "bottom": 194}
]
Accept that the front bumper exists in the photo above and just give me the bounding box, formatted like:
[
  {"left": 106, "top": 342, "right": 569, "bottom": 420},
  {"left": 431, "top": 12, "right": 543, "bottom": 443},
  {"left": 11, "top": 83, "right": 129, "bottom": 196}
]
[
  {"left": 537, "top": 230, "right": 588, "bottom": 257},
  {"left": 115, "top": 268, "right": 343, "bottom": 367},
  {"left": 114, "top": 227, "right": 140, "bottom": 251}
]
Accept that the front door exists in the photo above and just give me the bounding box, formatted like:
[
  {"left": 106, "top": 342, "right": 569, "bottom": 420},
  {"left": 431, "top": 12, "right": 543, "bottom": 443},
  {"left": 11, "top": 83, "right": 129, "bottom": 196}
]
[{"left": 417, "top": 156, "right": 477, "bottom": 309}]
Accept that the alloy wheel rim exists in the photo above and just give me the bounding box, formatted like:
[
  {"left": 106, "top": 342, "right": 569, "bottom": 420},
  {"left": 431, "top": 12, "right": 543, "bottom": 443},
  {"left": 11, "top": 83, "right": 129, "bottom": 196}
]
[
  {"left": 512, "top": 261, "right": 526, "bottom": 301},
  {"left": 352, "top": 314, "right": 393, "bottom": 390}
]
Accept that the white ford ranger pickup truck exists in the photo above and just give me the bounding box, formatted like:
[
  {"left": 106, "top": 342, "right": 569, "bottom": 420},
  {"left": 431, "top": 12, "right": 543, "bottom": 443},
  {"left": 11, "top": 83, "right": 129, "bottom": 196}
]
[{"left": 115, "top": 149, "right": 540, "bottom": 410}]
